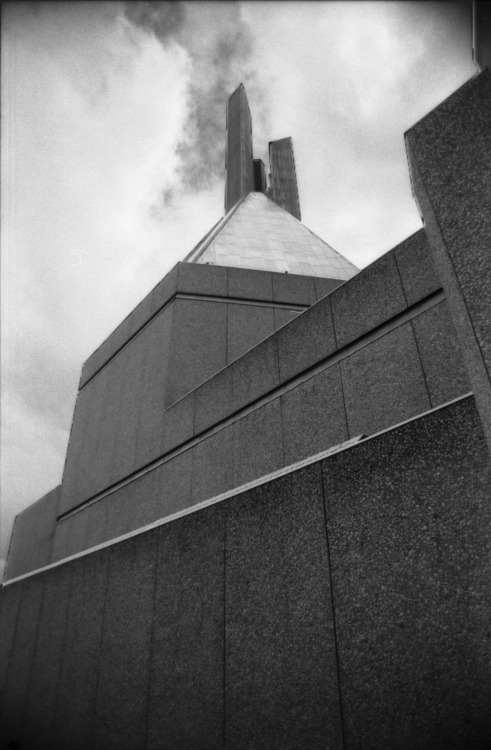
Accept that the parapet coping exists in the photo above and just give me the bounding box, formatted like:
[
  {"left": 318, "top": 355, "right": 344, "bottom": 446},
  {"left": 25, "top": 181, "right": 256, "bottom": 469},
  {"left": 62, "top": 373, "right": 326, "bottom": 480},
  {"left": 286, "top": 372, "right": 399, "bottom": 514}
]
[{"left": 2, "top": 392, "right": 474, "bottom": 587}]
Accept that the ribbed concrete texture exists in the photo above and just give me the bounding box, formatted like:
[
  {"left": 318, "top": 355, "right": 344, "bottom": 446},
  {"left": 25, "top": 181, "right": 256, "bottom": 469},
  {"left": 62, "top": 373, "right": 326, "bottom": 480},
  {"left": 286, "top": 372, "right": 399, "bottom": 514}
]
[
  {"left": 406, "top": 69, "right": 491, "bottom": 450},
  {"left": 1, "top": 396, "right": 490, "bottom": 749}
]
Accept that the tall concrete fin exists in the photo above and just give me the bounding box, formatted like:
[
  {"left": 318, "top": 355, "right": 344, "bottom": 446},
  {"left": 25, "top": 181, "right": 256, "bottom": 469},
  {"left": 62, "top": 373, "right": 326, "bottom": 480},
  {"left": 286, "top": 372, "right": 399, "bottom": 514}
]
[
  {"left": 268, "top": 137, "right": 301, "bottom": 221},
  {"left": 225, "top": 84, "right": 255, "bottom": 213}
]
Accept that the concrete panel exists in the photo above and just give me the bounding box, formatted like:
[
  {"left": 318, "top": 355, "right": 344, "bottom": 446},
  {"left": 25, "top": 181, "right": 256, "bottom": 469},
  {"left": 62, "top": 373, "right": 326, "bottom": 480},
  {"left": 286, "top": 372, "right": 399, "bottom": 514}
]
[
  {"left": 233, "top": 400, "right": 284, "bottom": 486},
  {"left": 5, "top": 486, "right": 60, "bottom": 580},
  {"left": 232, "top": 337, "right": 280, "bottom": 410},
  {"left": 406, "top": 70, "right": 491, "bottom": 450},
  {"left": 147, "top": 504, "right": 225, "bottom": 749},
  {"left": 81, "top": 495, "right": 108, "bottom": 551},
  {"left": 150, "top": 263, "right": 178, "bottom": 315},
  {"left": 227, "top": 266, "right": 273, "bottom": 301},
  {"left": 225, "top": 468, "right": 343, "bottom": 750},
  {"left": 81, "top": 316, "right": 133, "bottom": 388},
  {"left": 191, "top": 426, "right": 234, "bottom": 505},
  {"left": 177, "top": 261, "right": 228, "bottom": 297},
  {"left": 194, "top": 366, "right": 233, "bottom": 434},
  {"left": 331, "top": 251, "right": 406, "bottom": 349},
  {"left": 412, "top": 301, "right": 470, "bottom": 408},
  {"left": 281, "top": 364, "right": 348, "bottom": 465},
  {"left": 134, "top": 304, "right": 174, "bottom": 468},
  {"left": 51, "top": 550, "right": 109, "bottom": 750},
  {"left": 277, "top": 297, "right": 337, "bottom": 382},
  {"left": 61, "top": 385, "right": 91, "bottom": 492},
  {"left": 341, "top": 323, "right": 431, "bottom": 438},
  {"left": 394, "top": 229, "right": 441, "bottom": 306},
  {"left": 0, "top": 583, "right": 23, "bottom": 710},
  {"left": 271, "top": 271, "right": 317, "bottom": 305},
  {"left": 315, "top": 276, "right": 344, "bottom": 300},
  {"left": 161, "top": 391, "right": 195, "bottom": 456},
  {"left": 166, "top": 298, "right": 228, "bottom": 407},
  {"left": 51, "top": 513, "right": 81, "bottom": 563},
  {"left": 93, "top": 532, "right": 157, "bottom": 750},
  {"left": 273, "top": 307, "right": 301, "bottom": 331},
  {"left": 89, "top": 352, "right": 126, "bottom": 498},
  {"left": 322, "top": 396, "right": 491, "bottom": 749},
  {"left": 227, "top": 303, "right": 275, "bottom": 363},
  {"left": 110, "top": 332, "right": 146, "bottom": 483},
  {"left": 0, "top": 575, "right": 45, "bottom": 745},
  {"left": 20, "top": 564, "right": 72, "bottom": 750}
]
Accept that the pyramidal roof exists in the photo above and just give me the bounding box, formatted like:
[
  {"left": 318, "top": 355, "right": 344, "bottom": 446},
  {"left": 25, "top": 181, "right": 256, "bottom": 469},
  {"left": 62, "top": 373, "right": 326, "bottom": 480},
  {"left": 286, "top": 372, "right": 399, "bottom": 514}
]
[{"left": 184, "top": 192, "right": 358, "bottom": 280}]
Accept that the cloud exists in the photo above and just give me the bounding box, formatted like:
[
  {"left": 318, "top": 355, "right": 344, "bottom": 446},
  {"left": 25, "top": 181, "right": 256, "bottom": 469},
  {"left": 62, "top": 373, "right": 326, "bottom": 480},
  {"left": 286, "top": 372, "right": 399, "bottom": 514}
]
[{"left": 124, "top": 1, "right": 268, "bottom": 193}]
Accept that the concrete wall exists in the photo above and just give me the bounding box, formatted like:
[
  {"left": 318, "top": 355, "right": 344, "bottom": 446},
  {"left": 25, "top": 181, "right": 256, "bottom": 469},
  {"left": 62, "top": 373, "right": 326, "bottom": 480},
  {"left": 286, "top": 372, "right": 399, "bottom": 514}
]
[
  {"left": 2, "top": 396, "right": 490, "bottom": 749},
  {"left": 46, "top": 227, "right": 473, "bottom": 561},
  {"left": 61, "top": 266, "right": 325, "bottom": 516},
  {"left": 406, "top": 70, "right": 491, "bottom": 450},
  {"left": 4, "top": 487, "right": 60, "bottom": 581}
]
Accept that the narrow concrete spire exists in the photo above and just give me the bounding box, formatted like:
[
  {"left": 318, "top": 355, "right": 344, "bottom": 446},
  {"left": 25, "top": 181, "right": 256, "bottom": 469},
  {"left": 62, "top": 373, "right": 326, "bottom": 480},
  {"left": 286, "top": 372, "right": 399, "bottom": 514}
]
[
  {"left": 268, "top": 137, "right": 301, "bottom": 221},
  {"left": 225, "top": 84, "right": 255, "bottom": 213}
]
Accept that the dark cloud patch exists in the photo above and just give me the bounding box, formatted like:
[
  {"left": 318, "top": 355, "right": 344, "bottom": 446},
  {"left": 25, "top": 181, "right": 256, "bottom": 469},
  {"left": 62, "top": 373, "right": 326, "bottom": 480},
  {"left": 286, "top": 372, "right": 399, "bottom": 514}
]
[
  {"left": 124, "top": 1, "right": 265, "bottom": 194},
  {"left": 124, "top": 0, "right": 186, "bottom": 41}
]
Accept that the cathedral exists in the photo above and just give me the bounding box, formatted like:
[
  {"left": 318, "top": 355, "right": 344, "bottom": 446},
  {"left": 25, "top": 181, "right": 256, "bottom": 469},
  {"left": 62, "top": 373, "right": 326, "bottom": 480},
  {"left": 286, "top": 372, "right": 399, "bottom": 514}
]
[{"left": 1, "top": 15, "right": 490, "bottom": 750}]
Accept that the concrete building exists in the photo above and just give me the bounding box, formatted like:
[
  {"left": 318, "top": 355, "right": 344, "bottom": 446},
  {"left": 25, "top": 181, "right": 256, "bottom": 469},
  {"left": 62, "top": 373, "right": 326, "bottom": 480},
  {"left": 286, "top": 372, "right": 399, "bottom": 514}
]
[{"left": 1, "top": 54, "right": 490, "bottom": 750}]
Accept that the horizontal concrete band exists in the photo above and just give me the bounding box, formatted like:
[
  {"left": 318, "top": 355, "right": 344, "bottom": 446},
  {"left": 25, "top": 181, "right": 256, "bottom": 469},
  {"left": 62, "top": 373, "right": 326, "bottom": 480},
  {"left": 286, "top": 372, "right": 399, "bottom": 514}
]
[
  {"left": 80, "top": 292, "right": 309, "bottom": 391},
  {"left": 59, "top": 288, "right": 446, "bottom": 523},
  {"left": 4, "top": 392, "right": 473, "bottom": 587}
]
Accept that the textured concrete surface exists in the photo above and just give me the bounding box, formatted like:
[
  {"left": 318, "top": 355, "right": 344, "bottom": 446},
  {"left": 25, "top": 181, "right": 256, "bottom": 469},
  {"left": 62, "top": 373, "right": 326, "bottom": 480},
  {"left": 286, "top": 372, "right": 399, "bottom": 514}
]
[
  {"left": 281, "top": 364, "right": 348, "bottom": 465},
  {"left": 0, "top": 575, "right": 46, "bottom": 744},
  {"left": 323, "top": 396, "right": 491, "bottom": 749},
  {"left": 227, "top": 303, "right": 275, "bottom": 363},
  {"left": 273, "top": 306, "right": 301, "bottom": 330},
  {"left": 2, "top": 397, "right": 490, "bottom": 749},
  {"left": 341, "top": 322, "right": 431, "bottom": 437},
  {"left": 147, "top": 505, "right": 224, "bottom": 749},
  {"left": 165, "top": 298, "right": 228, "bottom": 406},
  {"left": 191, "top": 427, "right": 234, "bottom": 504},
  {"left": 0, "top": 581, "right": 22, "bottom": 711},
  {"left": 233, "top": 399, "right": 284, "bottom": 486},
  {"left": 51, "top": 551, "right": 109, "bottom": 750},
  {"left": 232, "top": 336, "right": 280, "bottom": 410},
  {"left": 194, "top": 366, "right": 233, "bottom": 434},
  {"left": 227, "top": 265, "right": 273, "bottom": 301},
  {"left": 225, "top": 468, "right": 343, "bottom": 750},
  {"left": 331, "top": 251, "right": 407, "bottom": 348},
  {"left": 268, "top": 137, "right": 302, "bottom": 220},
  {"left": 277, "top": 296, "right": 336, "bottom": 382},
  {"left": 394, "top": 229, "right": 441, "bottom": 306},
  {"left": 406, "top": 70, "right": 491, "bottom": 449},
  {"left": 178, "top": 260, "right": 228, "bottom": 298},
  {"left": 412, "top": 301, "right": 470, "bottom": 407},
  {"left": 225, "top": 83, "right": 255, "bottom": 212},
  {"left": 5, "top": 486, "right": 60, "bottom": 581},
  {"left": 93, "top": 534, "right": 157, "bottom": 750},
  {"left": 20, "top": 564, "right": 72, "bottom": 750},
  {"left": 160, "top": 391, "right": 195, "bottom": 455},
  {"left": 314, "top": 276, "right": 344, "bottom": 300},
  {"left": 150, "top": 263, "right": 178, "bottom": 316},
  {"left": 271, "top": 270, "right": 317, "bottom": 305}
]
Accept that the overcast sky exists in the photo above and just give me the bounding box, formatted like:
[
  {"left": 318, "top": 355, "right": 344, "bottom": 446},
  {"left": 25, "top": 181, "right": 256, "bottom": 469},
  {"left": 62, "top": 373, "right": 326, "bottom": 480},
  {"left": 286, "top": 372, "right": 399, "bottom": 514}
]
[{"left": 1, "top": 1, "right": 476, "bottom": 570}]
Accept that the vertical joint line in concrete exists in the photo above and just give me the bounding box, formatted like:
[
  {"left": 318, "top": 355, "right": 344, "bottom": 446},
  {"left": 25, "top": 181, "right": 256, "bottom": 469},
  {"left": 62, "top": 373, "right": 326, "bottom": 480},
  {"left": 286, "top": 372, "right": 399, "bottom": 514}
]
[
  {"left": 330, "top": 299, "right": 350, "bottom": 439},
  {"left": 319, "top": 464, "right": 347, "bottom": 750},
  {"left": 143, "top": 530, "right": 160, "bottom": 747}
]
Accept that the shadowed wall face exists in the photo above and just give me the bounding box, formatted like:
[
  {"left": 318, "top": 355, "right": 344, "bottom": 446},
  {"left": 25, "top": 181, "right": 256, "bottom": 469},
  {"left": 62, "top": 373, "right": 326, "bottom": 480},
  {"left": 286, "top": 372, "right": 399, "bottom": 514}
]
[
  {"left": 225, "top": 84, "right": 255, "bottom": 212},
  {"left": 1, "top": 396, "right": 490, "bottom": 750},
  {"left": 269, "top": 138, "right": 301, "bottom": 220}
]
